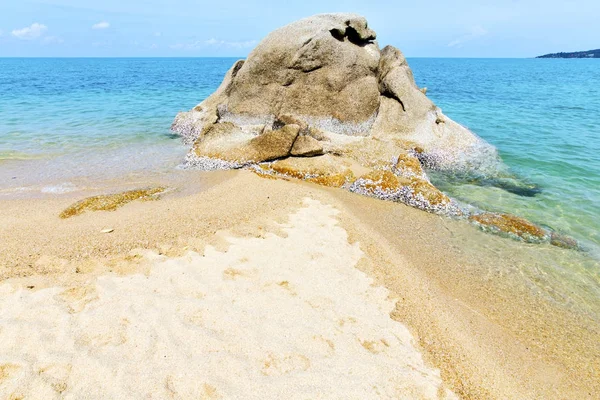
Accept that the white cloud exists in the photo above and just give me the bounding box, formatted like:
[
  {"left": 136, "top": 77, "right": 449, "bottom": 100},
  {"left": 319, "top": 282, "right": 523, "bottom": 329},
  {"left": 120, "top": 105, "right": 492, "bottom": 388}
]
[
  {"left": 447, "top": 25, "right": 488, "bottom": 48},
  {"left": 128, "top": 40, "right": 158, "bottom": 50},
  {"left": 204, "top": 38, "right": 221, "bottom": 46},
  {"left": 205, "top": 38, "right": 258, "bottom": 49},
  {"left": 11, "top": 23, "right": 48, "bottom": 40},
  {"left": 92, "top": 21, "right": 110, "bottom": 30},
  {"left": 154, "top": 32, "right": 162, "bottom": 37},
  {"left": 171, "top": 38, "right": 257, "bottom": 51},
  {"left": 42, "top": 36, "right": 64, "bottom": 45}
]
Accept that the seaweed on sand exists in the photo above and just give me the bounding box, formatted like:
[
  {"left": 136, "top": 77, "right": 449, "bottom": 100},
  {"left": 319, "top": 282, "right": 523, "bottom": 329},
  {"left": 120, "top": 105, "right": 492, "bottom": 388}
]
[{"left": 60, "top": 187, "right": 166, "bottom": 219}]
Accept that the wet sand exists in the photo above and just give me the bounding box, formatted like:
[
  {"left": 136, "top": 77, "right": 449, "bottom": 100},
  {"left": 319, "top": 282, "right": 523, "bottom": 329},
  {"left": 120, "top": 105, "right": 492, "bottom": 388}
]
[{"left": 0, "top": 170, "right": 599, "bottom": 399}]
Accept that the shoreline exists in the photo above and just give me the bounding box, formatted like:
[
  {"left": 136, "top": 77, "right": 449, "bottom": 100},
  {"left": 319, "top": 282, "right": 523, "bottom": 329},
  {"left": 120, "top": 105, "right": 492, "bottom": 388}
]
[{"left": 1, "top": 169, "right": 598, "bottom": 398}]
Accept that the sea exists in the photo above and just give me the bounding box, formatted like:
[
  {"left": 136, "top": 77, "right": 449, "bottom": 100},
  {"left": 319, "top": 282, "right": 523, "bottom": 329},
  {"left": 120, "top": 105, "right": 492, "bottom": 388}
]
[{"left": 1, "top": 57, "right": 599, "bottom": 262}]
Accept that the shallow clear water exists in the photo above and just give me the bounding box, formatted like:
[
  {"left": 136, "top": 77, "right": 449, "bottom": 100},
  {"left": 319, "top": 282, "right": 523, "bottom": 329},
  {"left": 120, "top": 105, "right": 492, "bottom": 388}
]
[
  {"left": 0, "top": 57, "right": 599, "bottom": 256},
  {"left": 0, "top": 58, "right": 234, "bottom": 190},
  {"left": 410, "top": 58, "right": 600, "bottom": 255}
]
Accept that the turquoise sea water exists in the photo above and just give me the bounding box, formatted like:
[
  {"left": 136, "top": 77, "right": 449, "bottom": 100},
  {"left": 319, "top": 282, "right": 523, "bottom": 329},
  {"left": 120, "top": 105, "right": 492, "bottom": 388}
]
[
  {"left": 0, "top": 57, "right": 599, "bottom": 256},
  {"left": 413, "top": 59, "right": 600, "bottom": 255},
  {"left": 0, "top": 58, "right": 233, "bottom": 187}
]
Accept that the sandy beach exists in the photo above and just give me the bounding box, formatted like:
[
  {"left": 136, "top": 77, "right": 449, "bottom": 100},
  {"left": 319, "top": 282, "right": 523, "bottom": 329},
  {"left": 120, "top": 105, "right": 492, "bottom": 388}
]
[{"left": 1, "top": 170, "right": 598, "bottom": 399}]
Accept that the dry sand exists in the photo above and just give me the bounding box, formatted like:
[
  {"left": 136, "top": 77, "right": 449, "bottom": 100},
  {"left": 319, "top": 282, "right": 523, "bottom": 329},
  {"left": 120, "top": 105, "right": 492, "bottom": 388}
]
[
  {"left": 0, "top": 170, "right": 599, "bottom": 399},
  {"left": 0, "top": 198, "right": 456, "bottom": 399}
]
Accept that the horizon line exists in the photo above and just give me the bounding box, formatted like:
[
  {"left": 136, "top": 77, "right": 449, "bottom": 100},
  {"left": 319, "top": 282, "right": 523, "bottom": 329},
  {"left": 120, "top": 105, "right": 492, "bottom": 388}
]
[{"left": 0, "top": 56, "right": 547, "bottom": 59}]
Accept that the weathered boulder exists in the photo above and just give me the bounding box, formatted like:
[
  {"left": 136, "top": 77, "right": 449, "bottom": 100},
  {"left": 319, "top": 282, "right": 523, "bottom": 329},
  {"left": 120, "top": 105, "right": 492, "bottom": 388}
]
[
  {"left": 245, "top": 124, "right": 300, "bottom": 162},
  {"left": 172, "top": 13, "right": 493, "bottom": 172},
  {"left": 171, "top": 13, "right": 495, "bottom": 215}
]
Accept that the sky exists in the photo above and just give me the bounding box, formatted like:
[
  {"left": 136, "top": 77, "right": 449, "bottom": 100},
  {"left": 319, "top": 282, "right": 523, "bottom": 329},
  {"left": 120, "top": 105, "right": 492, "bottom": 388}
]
[{"left": 0, "top": 0, "right": 599, "bottom": 57}]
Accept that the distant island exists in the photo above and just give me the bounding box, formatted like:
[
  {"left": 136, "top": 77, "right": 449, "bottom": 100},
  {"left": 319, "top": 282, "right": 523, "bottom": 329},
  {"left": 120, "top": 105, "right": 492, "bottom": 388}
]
[{"left": 537, "top": 49, "right": 600, "bottom": 58}]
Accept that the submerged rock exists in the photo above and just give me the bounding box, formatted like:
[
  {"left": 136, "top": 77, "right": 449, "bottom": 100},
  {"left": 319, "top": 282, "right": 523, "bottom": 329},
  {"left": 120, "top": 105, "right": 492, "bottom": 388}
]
[
  {"left": 484, "top": 178, "right": 542, "bottom": 197},
  {"left": 550, "top": 231, "right": 580, "bottom": 250},
  {"left": 469, "top": 212, "right": 547, "bottom": 243},
  {"left": 468, "top": 212, "right": 580, "bottom": 250}
]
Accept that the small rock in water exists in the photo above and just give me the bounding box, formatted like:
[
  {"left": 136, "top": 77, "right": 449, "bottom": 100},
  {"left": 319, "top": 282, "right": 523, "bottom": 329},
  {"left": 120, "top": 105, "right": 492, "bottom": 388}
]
[
  {"left": 550, "top": 231, "right": 579, "bottom": 250},
  {"left": 469, "top": 212, "right": 547, "bottom": 243},
  {"left": 101, "top": 228, "right": 114, "bottom": 234}
]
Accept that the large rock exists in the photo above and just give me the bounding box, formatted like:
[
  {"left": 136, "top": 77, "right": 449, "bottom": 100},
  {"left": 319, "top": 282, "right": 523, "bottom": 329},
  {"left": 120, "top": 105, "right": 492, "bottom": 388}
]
[
  {"left": 172, "top": 13, "right": 493, "bottom": 171},
  {"left": 171, "top": 13, "right": 581, "bottom": 249},
  {"left": 171, "top": 13, "right": 494, "bottom": 213}
]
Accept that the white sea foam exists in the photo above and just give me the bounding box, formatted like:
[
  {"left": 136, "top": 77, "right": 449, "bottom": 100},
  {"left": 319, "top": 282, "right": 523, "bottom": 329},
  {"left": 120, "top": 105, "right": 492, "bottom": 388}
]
[{"left": 40, "top": 182, "right": 78, "bottom": 194}]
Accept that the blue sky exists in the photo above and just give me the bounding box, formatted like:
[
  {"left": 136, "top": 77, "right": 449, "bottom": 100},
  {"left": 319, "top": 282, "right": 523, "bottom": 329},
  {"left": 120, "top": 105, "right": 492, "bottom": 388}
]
[{"left": 0, "top": 0, "right": 598, "bottom": 57}]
